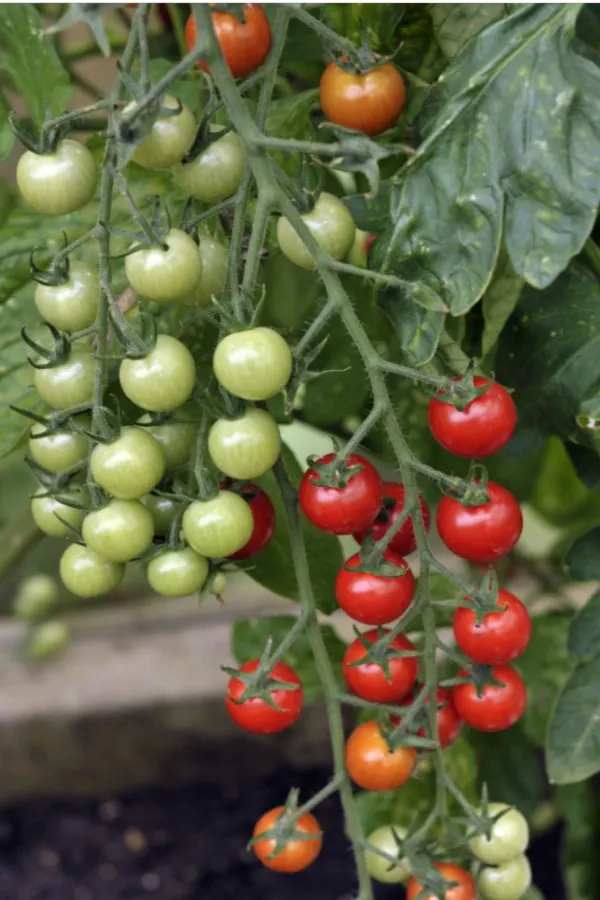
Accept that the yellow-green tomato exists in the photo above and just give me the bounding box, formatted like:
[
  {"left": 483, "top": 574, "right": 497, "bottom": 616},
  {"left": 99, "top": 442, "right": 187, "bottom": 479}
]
[
  {"left": 469, "top": 804, "right": 529, "bottom": 865},
  {"left": 147, "top": 548, "right": 209, "bottom": 597},
  {"left": 213, "top": 327, "right": 292, "bottom": 401},
  {"left": 13, "top": 574, "right": 60, "bottom": 622},
  {"left": 90, "top": 427, "right": 165, "bottom": 499},
  {"left": 82, "top": 499, "right": 155, "bottom": 563},
  {"left": 34, "top": 350, "right": 97, "bottom": 410},
  {"left": 25, "top": 620, "right": 70, "bottom": 661},
  {"left": 60, "top": 544, "right": 125, "bottom": 598},
  {"left": 29, "top": 418, "right": 89, "bottom": 474},
  {"left": 141, "top": 493, "right": 179, "bottom": 537},
  {"left": 137, "top": 412, "right": 196, "bottom": 470},
  {"left": 364, "top": 825, "right": 410, "bottom": 884},
  {"left": 131, "top": 95, "right": 196, "bottom": 168},
  {"left": 276, "top": 192, "right": 356, "bottom": 269},
  {"left": 478, "top": 855, "right": 532, "bottom": 900},
  {"left": 125, "top": 228, "right": 202, "bottom": 302},
  {"left": 208, "top": 407, "right": 281, "bottom": 480},
  {"left": 31, "top": 489, "right": 87, "bottom": 538},
  {"left": 119, "top": 335, "right": 196, "bottom": 412},
  {"left": 182, "top": 490, "right": 254, "bottom": 558},
  {"left": 34, "top": 261, "right": 99, "bottom": 332},
  {"left": 172, "top": 128, "right": 246, "bottom": 204},
  {"left": 183, "top": 236, "right": 228, "bottom": 307},
  {"left": 17, "top": 140, "right": 97, "bottom": 215},
  {"left": 211, "top": 572, "right": 227, "bottom": 595}
]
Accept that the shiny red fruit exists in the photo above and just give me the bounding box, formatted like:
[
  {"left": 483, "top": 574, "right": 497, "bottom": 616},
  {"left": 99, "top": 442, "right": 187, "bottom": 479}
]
[
  {"left": 453, "top": 589, "right": 532, "bottom": 665},
  {"left": 299, "top": 452, "right": 382, "bottom": 535},
  {"left": 353, "top": 481, "right": 430, "bottom": 556},
  {"left": 342, "top": 629, "right": 418, "bottom": 703},
  {"left": 335, "top": 551, "right": 415, "bottom": 625},
  {"left": 225, "top": 659, "right": 302, "bottom": 734},
  {"left": 428, "top": 376, "right": 517, "bottom": 458},
  {"left": 229, "top": 484, "right": 275, "bottom": 560},
  {"left": 452, "top": 665, "right": 527, "bottom": 732},
  {"left": 436, "top": 481, "right": 522, "bottom": 563}
]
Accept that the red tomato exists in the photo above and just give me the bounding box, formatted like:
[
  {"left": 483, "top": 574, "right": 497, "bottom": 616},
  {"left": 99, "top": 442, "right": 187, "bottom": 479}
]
[
  {"left": 299, "top": 452, "right": 382, "bottom": 535},
  {"left": 229, "top": 484, "right": 275, "bottom": 560},
  {"left": 335, "top": 551, "right": 415, "bottom": 625},
  {"left": 453, "top": 589, "right": 532, "bottom": 665},
  {"left": 320, "top": 62, "right": 405, "bottom": 136},
  {"left": 345, "top": 720, "right": 417, "bottom": 791},
  {"left": 436, "top": 482, "right": 522, "bottom": 563},
  {"left": 342, "top": 629, "right": 418, "bottom": 703},
  {"left": 185, "top": 5, "right": 271, "bottom": 79},
  {"left": 225, "top": 659, "right": 303, "bottom": 733},
  {"left": 365, "top": 233, "right": 378, "bottom": 253},
  {"left": 452, "top": 665, "right": 527, "bottom": 732},
  {"left": 253, "top": 806, "right": 322, "bottom": 872},
  {"left": 353, "top": 481, "right": 430, "bottom": 556},
  {"left": 392, "top": 686, "right": 462, "bottom": 750},
  {"left": 406, "top": 862, "right": 477, "bottom": 900},
  {"left": 428, "top": 376, "right": 517, "bottom": 458}
]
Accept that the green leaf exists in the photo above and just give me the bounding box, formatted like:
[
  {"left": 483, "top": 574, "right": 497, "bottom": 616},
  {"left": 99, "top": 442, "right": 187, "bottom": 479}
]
[
  {"left": 144, "top": 59, "right": 207, "bottom": 116},
  {"left": 345, "top": 186, "right": 391, "bottom": 234},
  {"left": 0, "top": 5, "right": 72, "bottom": 126},
  {"left": 555, "top": 781, "right": 600, "bottom": 900},
  {"left": 356, "top": 774, "right": 436, "bottom": 835},
  {"left": 546, "top": 653, "right": 600, "bottom": 784},
  {"left": 481, "top": 248, "right": 524, "bottom": 358},
  {"left": 430, "top": 4, "right": 509, "bottom": 60},
  {"left": 568, "top": 588, "right": 600, "bottom": 661},
  {"left": 378, "top": 289, "right": 444, "bottom": 367},
  {"left": 518, "top": 614, "right": 572, "bottom": 746},
  {"left": 471, "top": 724, "right": 546, "bottom": 818},
  {"left": 0, "top": 90, "right": 15, "bottom": 163},
  {"left": 231, "top": 615, "right": 346, "bottom": 704},
  {"left": 564, "top": 528, "right": 600, "bottom": 581}
]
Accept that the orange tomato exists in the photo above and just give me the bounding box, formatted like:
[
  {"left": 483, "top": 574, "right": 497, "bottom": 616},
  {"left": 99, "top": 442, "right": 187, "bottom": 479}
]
[
  {"left": 252, "top": 806, "right": 323, "bottom": 873},
  {"left": 185, "top": 4, "right": 272, "bottom": 79},
  {"left": 345, "top": 720, "right": 417, "bottom": 791},
  {"left": 320, "top": 61, "right": 406, "bottom": 136},
  {"left": 406, "top": 862, "right": 477, "bottom": 900}
]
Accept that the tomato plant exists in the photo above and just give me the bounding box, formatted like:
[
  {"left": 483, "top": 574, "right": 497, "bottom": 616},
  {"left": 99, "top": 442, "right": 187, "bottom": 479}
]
[
  {"left": 226, "top": 659, "right": 303, "bottom": 734},
  {"left": 342, "top": 629, "right": 418, "bottom": 703},
  {"left": 186, "top": 5, "right": 272, "bottom": 79},
  {"left": 436, "top": 482, "right": 523, "bottom": 563},
  {"left": 299, "top": 452, "right": 382, "bottom": 535},
  {"left": 453, "top": 590, "right": 532, "bottom": 665},
  {"left": 320, "top": 61, "right": 406, "bottom": 136},
  {"left": 468, "top": 802, "right": 530, "bottom": 865},
  {"left": 452, "top": 666, "right": 527, "bottom": 732},
  {"left": 335, "top": 550, "right": 415, "bottom": 625},
  {"left": 353, "top": 481, "right": 430, "bottom": 556},
  {"left": 228, "top": 483, "right": 275, "bottom": 560},
  {"left": 252, "top": 807, "right": 322, "bottom": 872},
  {"left": 428, "top": 377, "right": 517, "bottom": 458},
  {"left": 406, "top": 863, "right": 477, "bottom": 900},
  {"left": 345, "top": 720, "right": 417, "bottom": 791}
]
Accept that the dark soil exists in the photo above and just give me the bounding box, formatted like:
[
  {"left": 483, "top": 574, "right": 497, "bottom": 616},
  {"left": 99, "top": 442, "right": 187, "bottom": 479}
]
[{"left": 0, "top": 766, "right": 565, "bottom": 900}]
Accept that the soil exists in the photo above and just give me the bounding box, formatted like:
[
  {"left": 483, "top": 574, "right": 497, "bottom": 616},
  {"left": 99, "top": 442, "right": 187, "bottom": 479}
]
[{"left": 0, "top": 765, "right": 564, "bottom": 900}]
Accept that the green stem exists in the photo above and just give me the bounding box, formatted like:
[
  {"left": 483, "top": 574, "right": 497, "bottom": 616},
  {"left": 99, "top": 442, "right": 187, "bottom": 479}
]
[
  {"left": 290, "top": 5, "right": 359, "bottom": 56},
  {"left": 254, "top": 134, "right": 413, "bottom": 159},
  {"left": 376, "top": 356, "right": 450, "bottom": 389},
  {"left": 167, "top": 3, "right": 188, "bottom": 58}
]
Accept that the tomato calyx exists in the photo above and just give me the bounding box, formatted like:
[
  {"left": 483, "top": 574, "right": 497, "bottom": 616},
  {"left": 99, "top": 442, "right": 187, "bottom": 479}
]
[
  {"left": 349, "top": 626, "right": 420, "bottom": 685},
  {"left": 305, "top": 452, "right": 371, "bottom": 490},
  {"left": 441, "top": 464, "right": 491, "bottom": 508},
  {"left": 408, "top": 859, "right": 462, "bottom": 897},
  {"left": 343, "top": 546, "right": 411, "bottom": 578},
  {"left": 9, "top": 109, "right": 71, "bottom": 155},
  {"left": 247, "top": 789, "right": 322, "bottom": 857},
  {"left": 459, "top": 663, "right": 509, "bottom": 698},
  {"left": 222, "top": 658, "right": 301, "bottom": 710},
  {"left": 459, "top": 568, "right": 505, "bottom": 622},
  {"left": 425, "top": 367, "right": 492, "bottom": 412},
  {"left": 30, "top": 235, "right": 74, "bottom": 288},
  {"left": 21, "top": 323, "right": 71, "bottom": 370}
]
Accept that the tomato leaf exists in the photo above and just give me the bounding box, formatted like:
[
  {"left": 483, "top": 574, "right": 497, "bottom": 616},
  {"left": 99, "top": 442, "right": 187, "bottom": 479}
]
[
  {"left": 378, "top": 289, "right": 444, "bottom": 366},
  {"left": 345, "top": 186, "right": 391, "bottom": 234},
  {"left": 430, "top": 4, "right": 509, "bottom": 60},
  {"left": 0, "top": 89, "right": 15, "bottom": 163},
  {"left": 481, "top": 248, "right": 524, "bottom": 359},
  {"left": 470, "top": 724, "right": 545, "bottom": 818},
  {"left": 546, "top": 652, "right": 600, "bottom": 784},
  {"left": 555, "top": 781, "right": 600, "bottom": 900},
  {"left": 564, "top": 528, "right": 600, "bottom": 582},
  {"left": 517, "top": 614, "right": 572, "bottom": 747},
  {"left": 567, "top": 589, "right": 600, "bottom": 661}
]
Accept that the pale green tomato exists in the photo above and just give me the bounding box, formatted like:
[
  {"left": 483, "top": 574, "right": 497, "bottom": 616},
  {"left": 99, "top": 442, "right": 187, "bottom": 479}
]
[
  {"left": 211, "top": 572, "right": 227, "bottom": 594},
  {"left": 13, "top": 574, "right": 60, "bottom": 622},
  {"left": 17, "top": 140, "right": 97, "bottom": 215},
  {"left": 141, "top": 493, "right": 179, "bottom": 537},
  {"left": 31, "top": 489, "right": 87, "bottom": 538},
  {"left": 208, "top": 407, "right": 281, "bottom": 479},
  {"left": 183, "top": 237, "right": 228, "bottom": 307},
  {"left": 276, "top": 192, "right": 356, "bottom": 269},
  {"left": 90, "top": 426, "right": 165, "bottom": 499},
  {"left": 25, "top": 621, "right": 70, "bottom": 661},
  {"left": 213, "top": 327, "right": 292, "bottom": 401},
  {"left": 172, "top": 128, "right": 246, "bottom": 204},
  {"left": 34, "top": 261, "right": 99, "bottom": 332},
  {"left": 469, "top": 804, "right": 529, "bottom": 865},
  {"left": 125, "top": 228, "right": 202, "bottom": 302},
  {"left": 82, "top": 499, "right": 155, "bottom": 563},
  {"left": 60, "top": 544, "right": 125, "bottom": 598},
  {"left": 478, "top": 855, "right": 532, "bottom": 900},
  {"left": 365, "top": 826, "right": 410, "bottom": 884},
  {"left": 147, "top": 548, "right": 209, "bottom": 597},
  {"left": 130, "top": 95, "right": 196, "bottom": 168},
  {"left": 34, "top": 350, "right": 97, "bottom": 410},
  {"left": 182, "top": 490, "right": 254, "bottom": 558},
  {"left": 119, "top": 334, "right": 196, "bottom": 412},
  {"left": 137, "top": 412, "right": 196, "bottom": 470},
  {"left": 29, "top": 417, "right": 89, "bottom": 473}
]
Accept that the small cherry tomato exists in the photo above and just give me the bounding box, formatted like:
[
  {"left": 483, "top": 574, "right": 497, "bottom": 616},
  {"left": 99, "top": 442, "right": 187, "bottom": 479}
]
[
  {"left": 320, "top": 62, "right": 405, "bottom": 136},
  {"left": 185, "top": 5, "right": 271, "bottom": 78},
  {"left": 128, "top": 95, "right": 196, "bottom": 168},
  {"left": 81, "top": 499, "right": 155, "bottom": 563},
  {"left": 59, "top": 544, "right": 125, "bottom": 598},
  {"left": 452, "top": 665, "right": 527, "bottom": 732},
  {"left": 137, "top": 411, "right": 196, "bottom": 471},
  {"left": 141, "top": 493, "right": 178, "bottom": 537},
  {"left": 478, "top": 854, "right": 532, "bottom": 900},
  {"left": 345, "top": 720, "right": 417, "bottom": 791},
  {"left": 31, "top": 488, "right": 87, "bottom": 538},
  {"left": 277, "top": 192, "right": 356, "bottom": 270},
  {"left": 183, "top": 236, "right": 228, "bottom": 307},
  {"left": 229, "top": 483, "right": 275, "bottom": 559},
  {"left": 436, "top": 482, "right": 523, "bottom": 563},
  {"left": 25, "top": 620, "right": 70, "bottom": 662},
  {"left": 299, "top": 452, "right": 382, "bottom": 535},
  {"left": 182, "top": 490, "right": 254, "bottom": 558},
  {"left": 453, "top": 590, "right": 532, "bottom": 665},
  {"left": 90, "top": 426, "right": 165, "bottom": 499},
  {"left": 208, "top": 407, "right": 281, "bottom": 480},
  {"left": 34, "top": 261, "right": 99, "bottom": 332},
  {"left": 252, "top": 807, "right": 322, "bottom": 873},
  {"left": 353, "top": 481, "right": 430, "bottom": 556},
  {"left": 125, "top": 228, "right": 202, "bottom": 303},
  {"left": 173, "top": 128, "right": 246, "bottom": 204},
  {"left": 13, "top": 574, "right": 60, "bottom": 622},
  {"left": 213, "top": 327, "right": 292, "bottom": 402},
  {"left": 428, "top": 377, "right": 517, "bottom": 458},
  {"left": 469, "top": 802, "right": 529, "bottom": 865},
  {"left": 29, "top": 417, "right": 89, "bottom": 474},
  {"left": 147, "top": 548, "right": 209, "bottom": 597},
  {"left": 335, "top": 551, "right": 415, "bottom": 625},
  {"left": 342, "top": 629, "right": 418, "bottom": 703},
  {"left": 365, "top": 824, "right": 410, "bottom": 884},
  {"left": 406, "top": 862, "right": 477, "bottom": 900},
  {"left": 119, "top": 335, "right": 197, "bottom": 413},
  {"left": 396, "top": 686, "right": 463, "bottom": 749},
  {"left": 226, "top": 659, "right": 303, "bottom": 733},
  {"left": 34, "top": 350, "right": 97, "bottom": 410},
  {"left": 17, "top": 140, "right": 97, "bottom": 215}
]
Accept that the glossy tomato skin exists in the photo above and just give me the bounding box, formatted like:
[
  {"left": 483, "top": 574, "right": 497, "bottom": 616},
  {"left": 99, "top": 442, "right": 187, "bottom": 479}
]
[
  {"left": 342, "top": 629, "right": 418, "bottom": 703},
  {"left": 452, "top": 665, "right": 527, "bottom": 732},
  {"left": 119, "top": 335, "right": 197, "bottom": 413},
  {"left": 299, "top": 452, "right": 382, "bottom": 535},
  {"left": 436, "top": 482, "right": 523, "bottom": 563},
  {"left": 183, "top": 236, "right": 228, "bottom": 307},
  {"left": 147, "top": 548, "right": 209, "bottom": 597},
  {"left": 182, "top": 490, "right": 254, "bottom": 558},
  {"left": 129, "top": 95, "right": 196, "bottom": 168},
  {"left": 336, "top": 551, "right": 415, "bottom": 625},
  {"left": 137, "top": 411, "right": 196, "bottom": 471},
  {"left": 34, "top": 261, "right": 99, "bottom": 332},
  {"left": 253, "top": 807, "right": 322, "bottom": 873},
  {"left": 141, "top": 493, "right": 178, "bottom": 537},
  {"left": 229, "top": 484, "right": 275, "bottom": 560},
  {"left": 406, "top": 862, "right": 477, "bottom": 900},
  {"left": 428, "top": 377, "right": 517, "bottom": 458},
  {"left": 353, "top": 482, "right": 430, "bottom": 556},
  {"left": 392, "top": 686, "right": 462, "bottom": 750},
  {"left": 346, "top": 721, "right": 417, "bottom": 791},
  {"left": 29, "top": 417, "right": 89, "bottom": 474},
  {"left": 186, "top": 5, "right": 271, "bottom": 78},
  {"left": 34, "top": 351, "right": 97, "bottom": 410},
  {"left": 277, "top": 192, "right": 356, "bottom": 269},
  {"left": 90, "top": 427, "right": 165, "bottom": 500},
  {"left": 59, "top": 544, "right": 125, "bottom": 598},
  {"left": 17, "top": 140, "right": 97, "bottom": 215},
  {"left": 365, "top": 825, "right": 410, "bottom": 884},
  {"left": 81, "top": 499, "right": 155, "bottom": 563},
  {"left": 478, "top": 854, "right": 532, "bottom": 900},
  {"left": 173, "top": 128, "right": 246, "bottom": 204},
  {"left": 31, "top": 488, "right": 87, "bottom": 538},
  {"left": 125, "top": 228, "right": 202, "bottom": 303},
  {"left": 320, "top": 62, "right": 406, "bottom": 136},
  {"left": 453, "top": 590, "right": 532, "bottom": 665},
  {"left": 226, "top": 659, "right": 303, "bottom": 734},
  {"left": 213, "top": 327, "right": 292, "bottom": 402},
  {"left": 208, "top": 407, "right": 281, "bottom": 480},
  {"left": 468, "top": 802, "right": 529, "bottom": 865}
]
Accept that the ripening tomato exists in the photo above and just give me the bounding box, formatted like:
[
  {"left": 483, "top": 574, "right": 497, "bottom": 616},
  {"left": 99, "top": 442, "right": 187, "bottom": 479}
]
[
  {"left": 252, "top": 807, "right": 322, "bottom": 873},
  {"left": 452, "top": 665, "right": 527, "bottom": 732},
  {"left": 320, "top": 61, "right": 406, "bottom": 136},
  {"left": 428, "top": 377, "right": 517, "bottom": 458},
  {"left": 119, "top": 335, "right": 197, "bottom": 413},
  {"left": 395, "top": 686, "right": 463, "bottom": 749},
  {"left": 125, "top": 228, "right": 202, "bottom": 303},
  {"left": 335, "top": 551, "right": 415, "bottom": 625},
  {"left": 299, "top": 452, "right": 382, "bottom": 535},
  {"left": 342, "top": 629, "right": 418, "bottom": 703},
  {"left": 345, "top": 721, "right": 417, "bottom": 791},
  {"left": 225, "top": 659, "right": 303, "bottom": 733},
  {"left": 436, "top": 482, "right": 523, "bottom": 563},
  {"left": 406, "top": 862, "right": 477, "bottom": 900},
  {"left": 185, "top": 5, "right": 271, "bottom": 78},
  {"left": 228, "top": 484, "right": 275, "bottom": 560},
  {"left": 453, "top": 590, "right": 532, "bottom": 665},
  {"left": 34, "top": 350, "right": 97, "bottom": 410},
  {"left": 353, "top": 482, "right": 430, "bottom": 556}
]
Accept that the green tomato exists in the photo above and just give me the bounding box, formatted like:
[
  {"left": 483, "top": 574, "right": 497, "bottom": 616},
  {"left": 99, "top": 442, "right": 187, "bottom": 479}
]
[
  {"left": 13, "top": 574, "right": 60, "bottom": 622},
  {"left": 60, "top": 544, "right": 125, "bottom": 598},
  {"left": 137, "top": 411, "right": 196, "bottom": 470},
  {"left": 208, "top": 407, "right": 281, "bottom": 479},
  {"left": 277, "top": 192, "right": 356, "bottom": 269},
  {"left": 141, "top": 493, "right": 179, "bottom": 537},
  {"left": 25, "top": 621, "right": 70, "bottom": 661},
  {"left": 182, "top": 490, "right": 254, "bottom": 558},
  {"left": 31, "top": 488, "right": 87, "bottom": 538},
  {"left": 211, "top": 572, "right": 227, "bottom": 595},
  {"left": 130, "top": 95, "right": 196, "bottom": 168},
  {"left": 82, "top": 499, "right": 155, "bottom": 563},
  {"left": 17, "top": 140, "right": 97, "bottom": 215},
  {"left": 346, "top": 228, "right": 369, "bottom": 268},
  {"left": 213, "top": 327, "right": 292, "bottom": 402},
  {"left": 364, "top": 826, "right": 410, "bottom": 884},
  {"left": 34, "top": 350, "right": 97, "bottom": 410},
  {"left": 183, "top": 236, "right": 228, "bottom": 307},
  {"left": 172, "top": 128, "right": 246, "bottom": 204},
  {"left": 125, "top": 228, "right": 202, "bottom": 303},
  {"left": 119, "top": 334, "right": 196, "bottom": 412},
  {"left": 147, "top": 548, "right": 209, "bottom": 597},
  {"left": 34, "top": 262, "right": 99, "bottom": 333},
  {"left": 478, "top": 855, "right": 532, "bottom": 900},
  {"left": 90, "top": 426, "right": 165, "bottom": 499},
  {"left": 469, "top": 804, "right": 529, "bottom": 865},
  {"left": 29, "top": 417, "right": 89, "bottom": 473}
]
